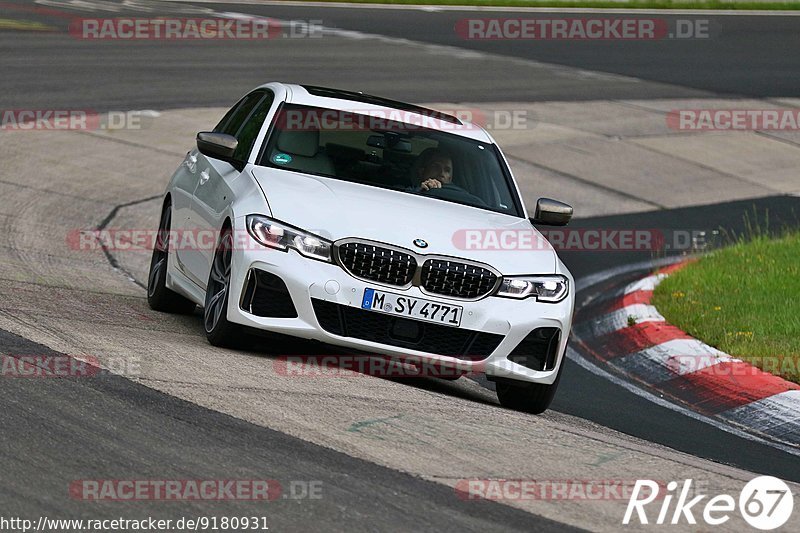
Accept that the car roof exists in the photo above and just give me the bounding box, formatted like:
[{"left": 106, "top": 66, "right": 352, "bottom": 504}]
[{"left": 256, "top": 82, "right": 495, "bottom": 143}]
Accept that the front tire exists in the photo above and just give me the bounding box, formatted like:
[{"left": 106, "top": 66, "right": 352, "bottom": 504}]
[
  {"left": 204, "top": 228, "right": 242, "bottom": 347},
  {"left": 495, "top": 356, "right": 566, "bottom": 414},
  {"left": 147, "top": 203, "right": 196, "bottom": 314}
]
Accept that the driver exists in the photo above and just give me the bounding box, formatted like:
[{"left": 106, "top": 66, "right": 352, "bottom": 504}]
[{"left": 415, "top": 148, "right": 454, "bottom": 191}]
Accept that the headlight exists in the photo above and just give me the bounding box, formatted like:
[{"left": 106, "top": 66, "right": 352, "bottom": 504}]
[
  {"left": 246, "top": 215, "right": 332, "bottom": 262},
  {"left": 495, "top": 275, "right": 568, "bottom": 302}
]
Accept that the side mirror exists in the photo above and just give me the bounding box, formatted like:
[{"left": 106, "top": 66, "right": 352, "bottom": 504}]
[
  {"left": 530, "top": 197, "right": 573, "bottom": 226},
  {"left": 196, "top": 132, "right": 240, "bottom": 167}
]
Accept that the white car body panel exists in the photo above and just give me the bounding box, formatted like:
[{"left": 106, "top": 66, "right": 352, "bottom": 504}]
[{"left": 250, "top": 166, "right": 557, "bottom": 275}]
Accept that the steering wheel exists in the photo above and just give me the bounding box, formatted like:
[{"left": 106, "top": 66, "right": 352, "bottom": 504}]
[{"left": 422, "top": 182, "right": 488, "bottom": 207}]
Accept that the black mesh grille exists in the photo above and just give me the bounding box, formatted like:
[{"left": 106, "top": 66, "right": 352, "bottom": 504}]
[
  {"left": 338, "top": 242, "right": 416, "bottom": 287},
  {"left": 507, "top": 327, "right": 561, "bottom": 371},
  {"left": 312, "top": 299, "right": 503, "bottom": 360},
  {"left": 240, "top": 269, "right": 298, "bottom": 318},
  {"left": 421, "top": 259, "right": 497, "bottom": 299}
]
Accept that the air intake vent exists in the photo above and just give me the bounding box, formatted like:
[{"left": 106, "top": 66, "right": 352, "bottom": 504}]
[
  {"left": 507, "top": 327, "right": 561, "bottom": 371},
  {"left": 312, "top": 299, "right": 503, "bottom": 360},
  {"left": 240, "top": 269, "right": 298, "bottom": 318}
]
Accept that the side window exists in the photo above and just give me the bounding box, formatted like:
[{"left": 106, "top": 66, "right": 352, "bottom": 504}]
[
  {"left": 232, "top": 91, "right": 275, "bottom": 161},
  {"left": 213, "top": 92, "right": 263, "bottom": 136}
]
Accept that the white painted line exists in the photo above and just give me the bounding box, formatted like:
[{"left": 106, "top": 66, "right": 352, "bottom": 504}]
[
  {"left": 624, "top": 273, "right": 666, "bottom": 294},
  {"left": 613, "top": 338, "right": 734, "bottom": 383},
  {"left": 576, "top": 303, "right": 664, "bottom": 338},
  {"left": 721, "top": 390, "right": 800, "bottom": 442}
]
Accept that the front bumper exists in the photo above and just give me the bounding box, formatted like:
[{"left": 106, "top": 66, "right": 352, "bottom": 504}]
[{"left": 227, "top": 227, "right": 574, "bottom": 385}]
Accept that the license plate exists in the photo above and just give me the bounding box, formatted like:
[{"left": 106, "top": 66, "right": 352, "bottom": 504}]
[{"left": 361, "top": 288, "right": 462, "bottom": 327}]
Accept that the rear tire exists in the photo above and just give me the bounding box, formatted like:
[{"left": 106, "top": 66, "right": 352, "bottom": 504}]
[
  {"left": 147, "top": 203, "right": 196, "bottom": 314},
  {"left": 495, "top": 356, "right": 566, "bottom": 414},
  {"left": 204, "top": 228, "right": 242, "bottom": 347}
]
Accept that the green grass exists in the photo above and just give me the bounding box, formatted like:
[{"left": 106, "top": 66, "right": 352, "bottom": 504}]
[
  {"left": 297, "top": 0, "right": 800, "bottom": 11},
  {"left": 652, "top": 232, "right": 800, "bottom": 384}
]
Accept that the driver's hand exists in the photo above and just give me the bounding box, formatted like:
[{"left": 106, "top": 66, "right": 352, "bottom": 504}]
[{"left": 420, "top": 178, "right": 442, "bottom": 191}]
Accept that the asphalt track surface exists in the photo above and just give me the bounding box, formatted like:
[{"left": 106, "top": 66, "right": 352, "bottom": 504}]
[
  {"left": 0, "top": 329, "right": 568, "bottom": 532},
  {"left": 4, "top": 0, "right": 800, "bottom": 108},
  {"left": 3, "top": 0, "right": 800, "bottom": 529},
  {"left": 185, "top": 2, "right": 800, "bottom": 99}
]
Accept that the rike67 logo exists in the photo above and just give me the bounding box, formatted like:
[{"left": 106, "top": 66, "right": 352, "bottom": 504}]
[{"left": 624, "top": 476, "right": 794, "bottom": 529}]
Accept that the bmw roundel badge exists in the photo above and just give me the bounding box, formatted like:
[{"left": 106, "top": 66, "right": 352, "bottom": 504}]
[{"left": 413, "top": 239, "right": 428, "bottom": 248}]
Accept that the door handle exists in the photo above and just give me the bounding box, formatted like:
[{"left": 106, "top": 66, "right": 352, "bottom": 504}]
[{"left": 199, "top": 169, "right": 210, "bottom": 185}]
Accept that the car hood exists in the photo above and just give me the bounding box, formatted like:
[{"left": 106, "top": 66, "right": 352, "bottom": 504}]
[{"left": 251, "top": 168, "right": 556, "bottom": 275}]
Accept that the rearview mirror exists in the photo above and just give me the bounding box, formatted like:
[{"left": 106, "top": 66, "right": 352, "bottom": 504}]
[
  {"left": 530, "top": 198, "right": 573, "bottom": 226},
  {"left": 367, "top": 133, "right": 412, "bottom": 153},
  {"left": 196, "top": 132, "right": 240, "bottom": 166},
  {"left": 366, "top": 135, "right": 385, "bottom": 149},
  {"left": 390, "top": 139, "right": 412, "bottom": 153}
]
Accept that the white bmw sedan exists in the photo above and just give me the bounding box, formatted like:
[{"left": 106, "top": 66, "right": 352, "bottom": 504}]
[{"left": 148, "top": 82, "right": 575, "bottom": 413}]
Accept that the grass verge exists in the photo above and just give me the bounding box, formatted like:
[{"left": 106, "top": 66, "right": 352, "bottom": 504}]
[
  {"left": 653, "top": 231, "right": 800, "bottom": 384},
  {"left": 300, "top": 0, "right": 800, "bottom": 11}
]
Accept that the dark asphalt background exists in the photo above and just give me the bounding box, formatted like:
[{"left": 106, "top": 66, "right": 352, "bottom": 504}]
[
  {"left": 3, "top": 0, "right": 800, "bottom": 108},
  {"left": 195, "top": 3, "right": 800, "bottom": 99},
  {"left": 0, "top": 329, "right": 574, "bottom": 531},
  {"left": 2, "top": 0, "right": 800, "bottom": 527}
]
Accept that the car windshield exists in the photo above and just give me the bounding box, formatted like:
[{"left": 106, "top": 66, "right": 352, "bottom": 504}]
[{"left": 259, "top": 104, "right": 522, "bottom": 216}]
